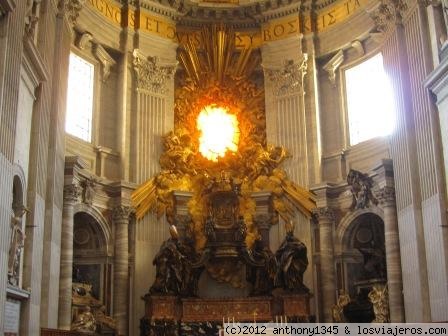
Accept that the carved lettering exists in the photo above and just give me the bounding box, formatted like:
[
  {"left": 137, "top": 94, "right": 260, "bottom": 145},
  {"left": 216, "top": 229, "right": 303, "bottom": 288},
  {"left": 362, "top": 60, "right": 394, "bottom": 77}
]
[
  {"left": 345, "top": 0, "right": 361, "bottom": 15},
  {"left": 145, "top": 17, "right": 152, "bottom": 31},
  {"left": 287, "top": 20, "right": 298, "bottom": 34},
  {"left": 114, "top": 9, "right": 121, "bottom": 23},
  {"left": 105, "top": 3, "right": 113, "bottom": 18},
  {"left": 96, "top": 0, "right": 104, "bottom": 12},
  {"left": 322, "top": 10, "right": 337, "bottom": 28},
  {"left": 175, "top": 32, "right": 186, "bottom": 44},
  {"left": 235, "top": 34, "right": 244, "bottom": 48},
  {"left": 273, "top": 24, "right": 285, "bottom": 37},
  {"left": 88, "top": 0, "right": 121, "bottom": 25},
  {"left": 166, "top": 26, "right": 176, "bottom": 39},
  {"left": 248, "top": 33, "right": 257, "bottom": 46},
  {"left": 129, "top": 12, "right": 135, "bottom": 27},
  {"left": 263, "top": 29, "right": 272, "bottom": 41},
  {"left": 303, "top": 17, "right": 312, "bottom": 33}
]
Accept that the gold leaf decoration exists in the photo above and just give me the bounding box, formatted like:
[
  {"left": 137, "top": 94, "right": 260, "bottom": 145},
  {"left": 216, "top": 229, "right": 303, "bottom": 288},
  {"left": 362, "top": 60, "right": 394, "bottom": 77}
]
[{"left": 132, "top": 24, "right": 316, "bottom": 251}]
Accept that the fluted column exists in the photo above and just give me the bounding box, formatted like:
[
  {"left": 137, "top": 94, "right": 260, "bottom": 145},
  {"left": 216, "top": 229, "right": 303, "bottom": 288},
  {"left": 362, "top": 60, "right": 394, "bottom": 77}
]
[
  {"left": 58, "top": 184, "right": 81, "bottom": 329},
  {"left": 377, "top": 186, "right": 405, "bottom": 322},
  {"left": 314, "top": 207, "right": 336, "bottom": 321},
  {"left": 113, "top": 205, "right": 132, "bottom": 335}
]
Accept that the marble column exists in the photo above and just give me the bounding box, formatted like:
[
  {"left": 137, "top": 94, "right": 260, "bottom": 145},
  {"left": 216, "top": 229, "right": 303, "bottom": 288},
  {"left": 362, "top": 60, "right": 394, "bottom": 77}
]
[
  {"left": 314, "top": 207, "right": 336, "bottom": 322},
  {"left": 377, "top": 186, "right": 405, "bottom": 322},
  {"left": 58, "top": 184, "right": 81, "bottom": 329},
  {"left": 113, "top": 205, "right": 132, "bottom": 335}
]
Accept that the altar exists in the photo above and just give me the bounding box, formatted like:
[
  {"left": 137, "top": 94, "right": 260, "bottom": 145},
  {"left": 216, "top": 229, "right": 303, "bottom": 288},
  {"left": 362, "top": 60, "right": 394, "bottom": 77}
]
[
  {"left": 143, "top": 294, "right": 310, "bottom": 323},
  {"left": 139, "top": 187, "right": 312, "bottom": 335}
]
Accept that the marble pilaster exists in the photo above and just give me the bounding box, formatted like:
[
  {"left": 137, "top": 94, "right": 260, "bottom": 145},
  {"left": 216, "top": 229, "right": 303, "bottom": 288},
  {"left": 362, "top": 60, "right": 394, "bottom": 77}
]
[
  {"left": 58, "top": 183, "right": 81, "bottom": 329},
  {"left": 377, "top": 186, "right": 405, "bottom": 322},
  {"left": 313, "top": 207, "right": 336, "bottom": 322},
  {"left": 113, "top": 205, "right": 132, "bottom": 335},
  {"left": 131, "top": 39, "right": 177, "bottom": 334},
  {"left": 261, "top": 34, "right": 315, "bottom": 302}
]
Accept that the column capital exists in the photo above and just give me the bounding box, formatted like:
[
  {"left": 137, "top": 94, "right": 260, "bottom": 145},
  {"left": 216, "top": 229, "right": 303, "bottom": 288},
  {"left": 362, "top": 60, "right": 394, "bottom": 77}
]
[
  {"left": 263, "top": 55, "right": 308, "bottom": 96},
  {"left": 376, "top": 186, "right": 396, "bottom": 207},
  {"left": 112, "top": 205, "right": 133, "bottom": 221},
  {"left": 63, "top": 184, "right": 81, "bottom": 203},
  {"left": 312, "top": 207, "right": 335, "bottom": 222},
  {"left": 58, "top": 0, "right": 85, "bottom": 24},
  {"left": 132, "top": 49, "right": 176, "bottom": 94}
]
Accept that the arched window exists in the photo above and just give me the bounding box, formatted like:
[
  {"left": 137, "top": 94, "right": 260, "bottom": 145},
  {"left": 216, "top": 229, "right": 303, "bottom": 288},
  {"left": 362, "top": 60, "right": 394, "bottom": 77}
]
[
  {"left": 65, "top": 52, "right": 94, "bottom": 142},
  {"left": 345, "top": 53, "right": 395, "bottom": 146}
]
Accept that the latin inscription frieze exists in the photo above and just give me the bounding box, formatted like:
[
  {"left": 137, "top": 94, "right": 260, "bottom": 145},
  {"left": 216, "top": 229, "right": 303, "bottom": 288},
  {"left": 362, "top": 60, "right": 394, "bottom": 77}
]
[{"left": 85, "top": 0, "right": 370, "bottom": 43}]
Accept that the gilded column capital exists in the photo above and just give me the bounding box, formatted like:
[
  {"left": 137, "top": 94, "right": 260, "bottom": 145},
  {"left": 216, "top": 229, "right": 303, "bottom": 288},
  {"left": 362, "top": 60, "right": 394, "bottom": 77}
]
[
  {"left": 63, "top": 184, "right": 81, "bottom": 203},
  {"left": 112, "top": 205, "right": 133, "bottom": 222},
  {"left": 263, "top": 55, "right": 308, "bottom": 96},
  {"left": 132, "top": 49, "right": 177, "bottom": 94},
  {"left": 312, "top": 207, "right": 335, "bottom": 223},
  {"left": 376, "top": 186, "right": 396, "bottom": 208}
]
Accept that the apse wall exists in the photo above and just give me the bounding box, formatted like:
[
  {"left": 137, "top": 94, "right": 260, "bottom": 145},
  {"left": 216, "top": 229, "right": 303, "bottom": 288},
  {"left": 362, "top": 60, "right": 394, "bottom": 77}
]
[
  {"left": 2, "top": 0, "right": 447, "bottom": 335},
  {"left": 65, "top": 0, "right": 448, "bottom": 328}
]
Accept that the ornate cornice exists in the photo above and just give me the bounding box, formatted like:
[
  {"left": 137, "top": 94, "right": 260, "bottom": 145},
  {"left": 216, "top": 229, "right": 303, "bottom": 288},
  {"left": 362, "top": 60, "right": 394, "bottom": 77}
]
[
  {"left": 263, "top": 55, "right": 308, "bottom": 96},
  {"left": 63, "top": 184, "right": 81, "bottom": 203},
  {"left": 138, "top": 0, "right": 303, "bottom": 26},
  {"left": 133, "top": 49, "right": 177, "bottom": 94},
  {"left": 312, "top": 207, "right": 335, "bottom": 222},
  {"left": 112, "top": 205, "right": 133, "bottom": 221},
  {"left": 375, "top": 186, "right": 396, "bottom": 207}
]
